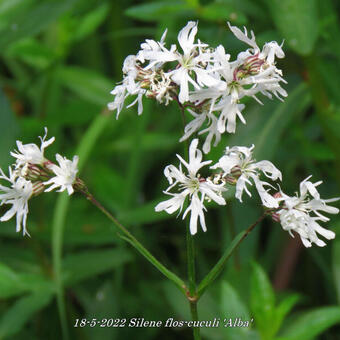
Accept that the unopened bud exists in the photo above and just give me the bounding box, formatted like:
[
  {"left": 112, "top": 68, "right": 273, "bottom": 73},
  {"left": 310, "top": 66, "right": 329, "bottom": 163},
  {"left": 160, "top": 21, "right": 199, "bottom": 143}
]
[
  {"left": 271, "top": 212, "right": 281, "bottom": 223},
  {"left": 224, "top": 174, "right": 237, "bottom": 185},
  {"left": 32, "top": 181, "right": 45, "bottom": 196}
]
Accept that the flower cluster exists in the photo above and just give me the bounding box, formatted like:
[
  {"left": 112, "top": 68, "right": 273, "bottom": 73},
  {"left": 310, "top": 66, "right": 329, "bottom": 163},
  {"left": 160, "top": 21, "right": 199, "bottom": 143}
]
[
  {"left": 275, "top": 177, "right": 339, "bottom": 247},
  {"left": 108, "top": 21, "right": 287, "bottom": 153},
  {"left": 0, "top": 129, "right": 79, "bottom": 236},
  {"left": 155, "top": 140, "right": 338, "bottom": 246},
  {"left": 155, "top": 139, "right": 226, "bottom": 235}
]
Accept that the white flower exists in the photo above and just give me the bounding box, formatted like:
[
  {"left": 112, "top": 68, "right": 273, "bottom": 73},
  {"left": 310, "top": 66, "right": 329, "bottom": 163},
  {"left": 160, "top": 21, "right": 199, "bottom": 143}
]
[
  {"left": 155, "top": 139, "right": 226, "bottom": 235},
  {"left": 179, "top": 109, "right": 222, "bottom": 154},
  {"left": 212, "top": 145, "right": 281, "bottom": 208},
  {"left": 138, "top": 21, "right": 221, "bottom": 103},
  {"left": 137, "top": 29, "right": 168, "bottom": 66},
  {"left": 277, "top": 176, "right": 339, "bottom": 247},
  {"left": 10, "top": 128, "right": 55, "bottom": 168},
  {"left": 44, "top": 154, "right": 79, "bottom": 195},
  {"left": 108, "top": 55, "right": 146, "bottom": 118},
  {"left": 0, "top": 167, "right": 33, "bottom": 236}
]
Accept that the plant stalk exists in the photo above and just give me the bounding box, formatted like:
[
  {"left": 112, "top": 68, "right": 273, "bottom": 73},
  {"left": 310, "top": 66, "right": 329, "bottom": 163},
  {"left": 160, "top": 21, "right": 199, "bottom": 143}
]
[
  {"left": 80, "top": 190, "right": 187, "bottom": 294},
  {"left": 197, "top": 213, "right": 266, "bottom": 299},
  {"left": 186, "top": 222, "right": 201, "bottom": 340}
]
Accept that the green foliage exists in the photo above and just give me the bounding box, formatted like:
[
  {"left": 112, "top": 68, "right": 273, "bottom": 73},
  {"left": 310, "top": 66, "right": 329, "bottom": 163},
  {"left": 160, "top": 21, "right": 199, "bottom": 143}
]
[
  {"left": 277, "top": 307, "right": 340, "bottom": 340},
  {"left": 266, "top": 0, "right": 319, "bottom": 55},
  {"left": 0, "top": 0, "right": 339, "bottom": 338},
  {"left": 251, "top": 263, "right": 300, "bottom": 340}
]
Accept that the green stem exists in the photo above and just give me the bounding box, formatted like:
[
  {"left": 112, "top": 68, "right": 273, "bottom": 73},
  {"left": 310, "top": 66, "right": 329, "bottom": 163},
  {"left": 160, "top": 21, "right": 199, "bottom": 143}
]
[
  {"left": 186, "top": 221, "right": 201, "bottom": 340},
  {"left": 52, "top": 111, "right": 111, "bottom": 339},
  {"left": 80, "top": 190, "right": 187, "bottom": 294},
  {"left": 52, "top": 193, "right": 70, "bottom": 340},
  {"left": 197, "top": 213, "right": 266, "bottom": 299},
  {"left": 190, "top": 302, "right": 200, "bottom": 340},
  {"left": 186, "top": 224, "right": 196, "bottom": 295}
]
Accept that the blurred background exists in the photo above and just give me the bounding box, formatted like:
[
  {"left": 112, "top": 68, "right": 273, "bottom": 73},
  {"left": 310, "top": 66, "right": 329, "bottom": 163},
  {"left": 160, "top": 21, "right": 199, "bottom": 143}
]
[{"left": 0, "top": 0, "right": 340, "bottom": 339}]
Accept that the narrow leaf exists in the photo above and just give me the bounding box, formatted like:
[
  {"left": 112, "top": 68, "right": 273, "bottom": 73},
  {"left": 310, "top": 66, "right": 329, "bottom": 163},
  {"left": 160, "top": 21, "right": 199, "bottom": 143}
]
[
  {"left": 250, "top": 262, "right": 275, "bottom": 339},
  {"left": 0, "top": 291, "right": 53, "bottom": 338},
  {"left": 125, "top": 2, "right": 193, "bottom": 22},
  {"left": 277, "top": 307, "right": 340, "bottom": 340},
  {"left": 62, "top": 249, "right": 133, "bottom": 286},
  {"left": 266, "top": 0, "right": 318, "bottom": 55},
  {"left": 198, "top": 231, "right": 246, "bottom": 297}
]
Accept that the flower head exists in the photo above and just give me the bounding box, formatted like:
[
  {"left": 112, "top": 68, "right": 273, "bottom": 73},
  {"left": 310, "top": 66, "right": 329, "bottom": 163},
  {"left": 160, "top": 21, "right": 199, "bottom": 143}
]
[
  {"left": 155, "top": 139, "right": 226, "bottom": 235},
  {"left": 44, "top": 154, "right": 79, "bottom": 195},
  {"left": 277, "top": 176, "right": 339, "bottom": 247},
  {"left": 0, "top": 167, "right": 33, "bottom": 236},
  {"left": 212, "top": 145, "right": 281, "bottom": 208},
  {"left": 10, "top": 128, "right": 55, "bottom": 169}
]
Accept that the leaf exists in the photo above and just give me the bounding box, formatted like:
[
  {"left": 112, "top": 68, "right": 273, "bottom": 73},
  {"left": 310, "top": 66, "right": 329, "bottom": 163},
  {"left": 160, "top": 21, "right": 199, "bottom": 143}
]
[
  {"left": 0, "top": 0, "right": 80, "bottom": 50},
  {"left": 0, "top": 263, "right": 53, "bottom": 299},
  {"left": 0, "top": 291, "right": 53, "bottom": 338},
  {"left": 277, "top": 307, "right": 340, "bottom": 340},
  {"left": 73, "top": 3, "right": 110, "bottom": 41},
  {"left": 6, "top": 38, "right": 56, "bottom": 68},
  {"left": 118, "top": 199, "right": 173, "bottom": 225},
  {"left": 229, "top": 81, "right": 310, "bottom": 161},
  {"left": 198, "top": 231, "right": 247, "bottom": 297},
  {"left": 56, "top": 66, "right": 112, "bottom": 105},
  {"left": 272, "top": 294, "right": 300, "bottom": 337},
  {"left": 62, "top": 248, "right": 133, "bottom": 286},
  {"left": 200, "top": 3, "right": 247, "bottom": 24},
  {"left": 220, "top": 281, "right": 250, "bottom": 319},
  {"left": 0, "top": 263, "right": 27, "bottom": 298},
  {"left": 332, "top": 239, "right": 340, "bottom": 304},
  {"left": 0, "top": 89, "right": 19, "bottom": 167},
  {"left": 266, "top": 0, "right": 318, "bottom": 55},
  {"left": 250, "top": 262, "right": 275, "bottom": 339},
  {"left": 125, "top": 2, "right": 193, "bottom": 22}
]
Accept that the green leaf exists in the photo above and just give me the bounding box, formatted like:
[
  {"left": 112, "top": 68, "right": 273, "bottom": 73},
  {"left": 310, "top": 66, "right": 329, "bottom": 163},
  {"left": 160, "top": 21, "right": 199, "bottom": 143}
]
[
  {"left": 277, "top": 307, "right": 340, "bottom": 340},
  {"left": 0, "top": 263, "right": 54, "bottom": 299},
  {"left": 250, "top": 262, "right": 275, "bottom": 339},
  {"left": 199, "top": 3, "right": 247, "bottom": 24},
  {"left": 125, "top": 2, "right": 193, "bottom": 22},
  {"left": 0, "top": 88, "right": 19, "bottom": 167},
  {"left": 272, "top": 294, "right": 300, "bottom": 337},
  {"left": 62, "top": 248, "right": 133, "bottom": 286},
  {"left": 56, "top": 66, "right": 112, "bottom": 105},
  {"left": 118, "top": 199, "right": 173, "bottom": 225},
  {"left": 198, "top": 231, "right": 247, "bottom": 298},
  {"left": 0, "top": 0, "right": 34, "bottom": 32},
  {"left": 0, "top": 263, "right": 28, "bottom": 298},
  {"left": 220, "top": 281, "right": 250, "bottom": 319},
  {"left": 266, "top": 0, "right": 318, "bottom": 55},
  {"left": 0, "top": 291, "right": 53, "bottom": 338},
  {"left": 52, "top": 113, "right": 112, "bottom": 338},
  {"left": 0, "top": 0, "right": 80, "bottom": 50},
  {"left": 6, "top": 38, "right": 56, "bottom": 69},
  {"left": 230, "top": 82, "right": 310, "bottom": 161},
  {"left": 332, "top": 239, "right": 340, "bottom": 303},
  {"left": 73, "top": 3, "right": 110, "bottom": 41}
]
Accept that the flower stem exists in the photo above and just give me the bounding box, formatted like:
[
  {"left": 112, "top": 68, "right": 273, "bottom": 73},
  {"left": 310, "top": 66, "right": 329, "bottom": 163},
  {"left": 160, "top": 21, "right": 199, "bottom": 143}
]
[
  {"left": 52, "top": 111, "right": 111, "bottom": 340},
  {"left": 186, "top": 222, "right": 201, "bottom": 340},
  {"left": 197, "top": 213, "right": 266, "bottom": 299},
  {"left": 80, "top": 190, "right": 187, "bottom": 294}
]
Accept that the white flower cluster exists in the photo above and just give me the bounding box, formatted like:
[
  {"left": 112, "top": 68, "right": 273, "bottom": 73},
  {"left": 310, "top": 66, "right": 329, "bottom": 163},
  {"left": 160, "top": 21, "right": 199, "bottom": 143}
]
[
  {"left": 0, "top": 128, "right": 79, "bottom": 236},
  {"left": 108, "top": 21, "right": 287, "bottom": 153},
  {"left": 155, "top": 139, "right": 226, "bottom": 235},
  {"left": 155, "top": 140, "right": 338, "bottom": 247},
  {"left": 276, "top": 177, "right": 339, "bottom": 247}
]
